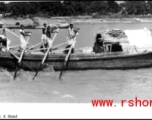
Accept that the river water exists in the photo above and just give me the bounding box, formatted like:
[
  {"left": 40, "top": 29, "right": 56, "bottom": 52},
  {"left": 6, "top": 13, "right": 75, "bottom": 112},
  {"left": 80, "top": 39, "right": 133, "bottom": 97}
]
[{"left": 1, "top": 22, "right": 152, "bottom": 103}]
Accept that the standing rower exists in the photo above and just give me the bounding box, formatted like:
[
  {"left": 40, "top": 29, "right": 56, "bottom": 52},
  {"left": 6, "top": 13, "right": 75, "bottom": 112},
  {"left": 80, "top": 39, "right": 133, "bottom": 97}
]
[
  {"left": 41, "top": 23, "right": 47, "bottom": 49},
  {"left": 19, "top": 25, "right": 31, "bottom": 50},
  {"left": 64, "top": 24, "right": 80, "bottom": 54},
  {"left": 45, "top": 25, "right": 58, "bottom": 51},
  {"left": 0, "top": 22, "right": 9, "bottom": 51}
]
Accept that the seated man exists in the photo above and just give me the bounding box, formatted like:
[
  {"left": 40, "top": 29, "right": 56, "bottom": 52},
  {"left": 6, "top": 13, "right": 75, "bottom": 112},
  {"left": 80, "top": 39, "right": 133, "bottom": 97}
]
[
  {"left": 93, "top": 34, "right": 104, "bottom": 53},
  {"left": 93, "top": 33, "right": 123, "bottom": 53}
]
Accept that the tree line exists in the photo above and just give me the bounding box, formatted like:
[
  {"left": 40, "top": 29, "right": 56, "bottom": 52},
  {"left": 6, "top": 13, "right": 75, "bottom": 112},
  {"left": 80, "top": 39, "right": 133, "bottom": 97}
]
[{"left": 0, "top": 1, "right": 152, "bottom": 18}]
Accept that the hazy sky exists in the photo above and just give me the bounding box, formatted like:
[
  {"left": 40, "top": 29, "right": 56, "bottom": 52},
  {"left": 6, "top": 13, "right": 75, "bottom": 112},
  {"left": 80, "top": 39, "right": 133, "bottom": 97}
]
[
  {"left": 2, "top": 1, "right": 124, "bottom": 4},
  {"left": 116, "top": 1, "right": 124, "bottom": 4}
]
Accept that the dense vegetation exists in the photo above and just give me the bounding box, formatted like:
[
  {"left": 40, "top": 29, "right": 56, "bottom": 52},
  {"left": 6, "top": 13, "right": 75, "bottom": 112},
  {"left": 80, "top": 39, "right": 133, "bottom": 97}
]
[{"left": 1, "top": 1, "right": 152, "bottom": 18}]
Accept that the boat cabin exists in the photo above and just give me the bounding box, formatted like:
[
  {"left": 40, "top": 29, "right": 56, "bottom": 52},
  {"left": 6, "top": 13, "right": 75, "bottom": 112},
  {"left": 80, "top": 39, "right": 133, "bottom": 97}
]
[
  {"left": 93, "top": 33, "right": 123, "bottom": 53},
  {"left": 93, "top": 28, "right": 152, "bottom": 54}
]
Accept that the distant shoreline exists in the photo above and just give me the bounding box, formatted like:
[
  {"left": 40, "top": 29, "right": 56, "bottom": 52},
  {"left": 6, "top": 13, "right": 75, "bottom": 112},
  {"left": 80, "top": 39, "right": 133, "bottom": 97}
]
[
  {"left": 1, "top": 17, "right": 152, "bottom": 27},
  {"left": 72, "top": 18, "right": 152, "bottom": 24}
]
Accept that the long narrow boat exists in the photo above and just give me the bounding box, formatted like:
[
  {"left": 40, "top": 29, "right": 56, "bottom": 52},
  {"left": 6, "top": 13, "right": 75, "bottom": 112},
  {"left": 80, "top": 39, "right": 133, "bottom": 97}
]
[{"left": 0, "top": 50, "right": 152, "bottom": 71}]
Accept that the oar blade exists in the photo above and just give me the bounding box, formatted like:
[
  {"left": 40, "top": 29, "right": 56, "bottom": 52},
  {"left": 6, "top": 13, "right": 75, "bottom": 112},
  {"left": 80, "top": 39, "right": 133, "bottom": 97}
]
[
  {"left": 58, "top": 32, "right": 79, "bottom": 80},
  {"left": 59, "top": 63, "right": 65, "bottom": 80},
  {"left": 32, "top": 63, "right": 42, "bottom": 80},
  {"left": 14, "top": 67, "right": 18, "bottom": 80},
  {"left": 59, "top": 46, "right": 72, "bottom": 80},
  {"left": 32, "top": 71, "right": 39, "bottom": 80},
  {"left": 59, "top": 71, "right": 63, "bottom": 80}
]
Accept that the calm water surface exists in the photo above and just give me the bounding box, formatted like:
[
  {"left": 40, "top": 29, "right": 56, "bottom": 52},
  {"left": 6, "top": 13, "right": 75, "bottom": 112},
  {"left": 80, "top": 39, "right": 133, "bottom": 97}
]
[{"left": 1, "top": 22, "right": 152, "bottom": 103}]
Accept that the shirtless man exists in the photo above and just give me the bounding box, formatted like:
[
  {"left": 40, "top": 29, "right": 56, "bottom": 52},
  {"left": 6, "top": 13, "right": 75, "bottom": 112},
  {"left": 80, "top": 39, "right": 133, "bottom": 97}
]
[
  {"left": 45, "top": 25, "right": 58, "bottom": 50},
  {"left": 0, "top": 23, "right": 9, "bottom": 51},
  {"left": 41, "top": 23, "right": 47, "bottom": 48}
]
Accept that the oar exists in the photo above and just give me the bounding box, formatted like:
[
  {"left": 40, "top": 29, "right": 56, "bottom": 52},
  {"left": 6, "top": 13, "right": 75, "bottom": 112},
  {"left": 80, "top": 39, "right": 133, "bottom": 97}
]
[
  {"left": 5, "top": 28, "right": 20, "bottom": 38},
  {"left": 6, "top": 48, "right": 35, "bottom": 71},
  {"left": 32, "top": 27, "right": 59, "bottom": 80},
  {"left": 27, "top": 42, "right": 43, "bottom": 51},
  {"left": 13, "top": 35, "right": 31, "bottom": 80},
  {"left": 10, "top": 44, "right": 20, "bottom": 49},
  {"left": 59, "top": 32, "right": 78, "bottom": 80}
]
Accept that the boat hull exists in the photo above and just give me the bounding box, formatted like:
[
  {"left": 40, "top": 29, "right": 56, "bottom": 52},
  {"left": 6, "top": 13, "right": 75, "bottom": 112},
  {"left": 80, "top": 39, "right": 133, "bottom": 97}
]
[{"left": 0, "top": 51, "right": 152, "bottom": 71}]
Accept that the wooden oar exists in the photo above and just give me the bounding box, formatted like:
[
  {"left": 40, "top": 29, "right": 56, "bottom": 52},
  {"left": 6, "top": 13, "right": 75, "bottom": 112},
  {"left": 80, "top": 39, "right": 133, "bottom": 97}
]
[
  {"left": 10, "top": 44, "right": 20, "bottom": 49},
  {"left": 13, "top": 35, "right": 31, "bottom": 80},
  {"left": 59, "top": 32, "right": 78, "bottom": 80},
  {"left": 7, "top": 49, "right": 35, "bottom": 71},
  {"left": 32, "top": 28, "right": 59, "bottom": 80},
  {"left": 27, "top": 41, "right": 43, "bottom": 51},
  {"left": 29, "top": 42, "right": 67, "bottom": 52},
  {"left": 52, "top": 41, "right": 68, "bottom": 48},
  {"left": 5, "top": 28, "right": 20, "bottom": 38}
]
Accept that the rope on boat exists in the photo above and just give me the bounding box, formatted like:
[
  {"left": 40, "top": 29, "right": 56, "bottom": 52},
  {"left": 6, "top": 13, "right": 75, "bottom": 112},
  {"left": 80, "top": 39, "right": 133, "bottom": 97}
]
[{"left": 10, "top": 45, "right": 20, "bottom": 49}]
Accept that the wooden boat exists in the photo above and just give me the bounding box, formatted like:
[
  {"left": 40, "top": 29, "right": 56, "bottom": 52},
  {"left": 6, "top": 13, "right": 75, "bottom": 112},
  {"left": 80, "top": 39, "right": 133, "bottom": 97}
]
[
  {"left": 0, "top": 50, "right": 152, "bottom": 71},
  {"left": 2, "top": 27, "right": 152, "bottom": 72}
]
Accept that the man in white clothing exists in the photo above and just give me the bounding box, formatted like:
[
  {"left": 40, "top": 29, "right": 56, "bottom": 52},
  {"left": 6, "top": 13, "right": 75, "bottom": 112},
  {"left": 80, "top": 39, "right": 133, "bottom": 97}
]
[
  {"left": 64, "top": 24, "right": 80, "bottom": 54},
  {"left": 20, "top": 25, "right": 31, "bottom": 50}
]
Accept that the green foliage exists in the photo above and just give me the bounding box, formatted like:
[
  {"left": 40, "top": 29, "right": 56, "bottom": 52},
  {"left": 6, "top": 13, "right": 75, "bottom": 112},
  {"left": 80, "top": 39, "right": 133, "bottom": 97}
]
[
  {"left": 0, "top": 1, "right": 151, "bottom": 18},
  {"left": 124, "top": 1, "right": 148, "bottom": 15},
  {"left": 0, "top": 2, "right": 6, "bottom": 12},
  {"left": 106, "top": 1, "right": 120, "bottom": 13}
]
